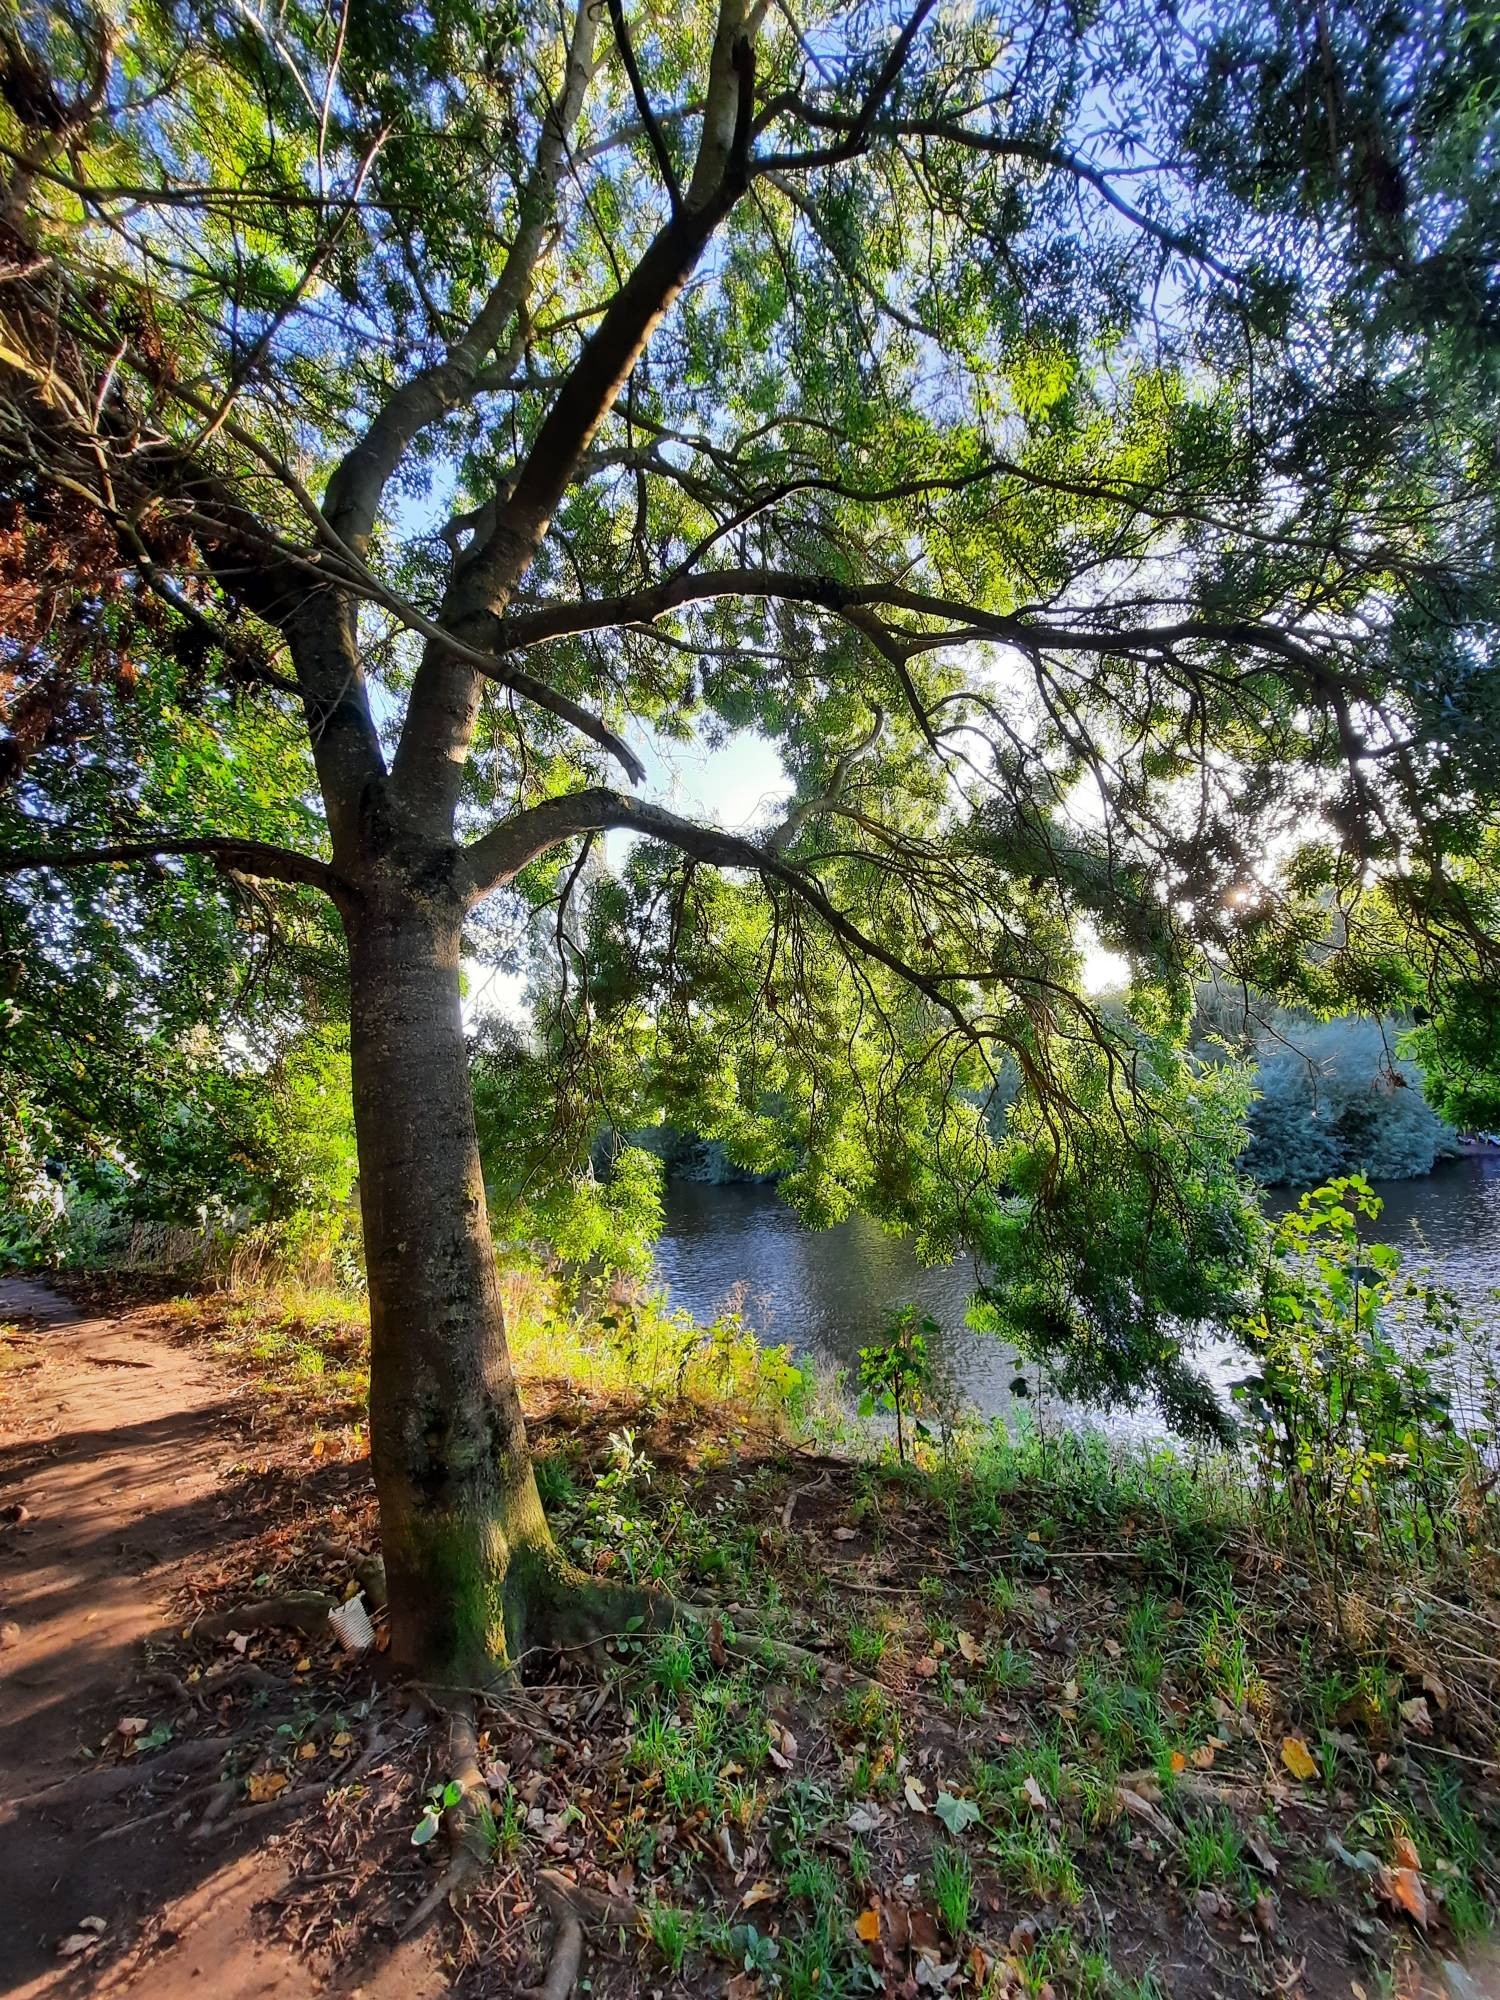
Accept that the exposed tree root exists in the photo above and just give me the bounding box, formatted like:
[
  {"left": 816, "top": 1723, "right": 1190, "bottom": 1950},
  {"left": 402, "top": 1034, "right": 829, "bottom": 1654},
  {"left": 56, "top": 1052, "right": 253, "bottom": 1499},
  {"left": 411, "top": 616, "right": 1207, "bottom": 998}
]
[
  {"left": 39, "top": 1735, "right": 227, "bottom": 1807},
  {"left": 781, "top": 1468, "right": 833, "bottom": 1529},
  {"left": 526, "top": 1868, "right": 641, "bottom": 2000},
  {"left": 397, "top": 1700, "right": 487, "bottom": 1940},
  {"left": 531, "top": 1909, "right": 582, "bottom": 2000},
  {"left": 192, "top": 1590, "right": 336, "bottom": 1639}
]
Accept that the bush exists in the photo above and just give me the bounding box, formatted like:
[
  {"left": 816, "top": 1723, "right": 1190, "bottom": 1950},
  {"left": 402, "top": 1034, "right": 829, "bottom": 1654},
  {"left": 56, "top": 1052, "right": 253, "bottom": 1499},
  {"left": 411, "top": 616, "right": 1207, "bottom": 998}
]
[{"left": 1232, "top": 1016, "right": 1455, "bottom": 1186}]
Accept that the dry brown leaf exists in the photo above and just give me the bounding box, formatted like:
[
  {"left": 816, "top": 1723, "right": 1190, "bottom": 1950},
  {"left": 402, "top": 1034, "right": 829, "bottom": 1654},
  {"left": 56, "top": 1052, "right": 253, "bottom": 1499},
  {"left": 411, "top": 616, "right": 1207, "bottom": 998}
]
[
  {"left": 1169, "top": 1750, "right": 1188, "bottom": 1775},
  {"left": 1398, "top": 1696, "right": 1433, "bottom": 1737},
  {"left": 741, "top": 1880, "right": 780, "bottom": 1910},
  {"left": 956, "top": 1630, "right": 981, "bottom": 1664},
  {"left": 1391, "top": 1834, "right": 1422, "bottom": 1872},
  {"left": 1021, "top": 1774, "right": 1047, "bottom": 1811},
  {"left": 116, "top": 1716, "right": 148, "bottom": 1738},
  {"left": 1190, "top": 1745, "right": 1216, "bottom": 1770},
  {"left": 1377, "top": 1864, "right": 1430, "bottom": 1929},
  {"left": 904, "top": 1776, "right": 930, "bottom": 1813},
  {"left": 855, "top": 1906, "right": 882, "bottom": 1943},
  {"left": 246, "top": 1770, "right": 288, "bottom": 1803},
  {"left": 1279, "top": 1735, "right": 1318, "bottom": 1781}
]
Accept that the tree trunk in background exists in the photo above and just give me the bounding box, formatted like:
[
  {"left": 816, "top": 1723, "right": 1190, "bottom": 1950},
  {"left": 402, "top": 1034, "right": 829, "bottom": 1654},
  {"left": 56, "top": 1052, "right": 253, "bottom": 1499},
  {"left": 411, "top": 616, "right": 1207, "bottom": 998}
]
[{"left": 346, "top": 891, "right": 557, "bottom": 1679}]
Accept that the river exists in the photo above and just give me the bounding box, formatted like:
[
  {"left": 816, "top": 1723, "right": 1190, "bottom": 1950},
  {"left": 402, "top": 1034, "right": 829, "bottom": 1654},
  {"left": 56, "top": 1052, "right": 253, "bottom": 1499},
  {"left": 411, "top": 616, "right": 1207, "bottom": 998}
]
[{"left": 650, "top": 1155, "right": 1500, "bottom": 1440}]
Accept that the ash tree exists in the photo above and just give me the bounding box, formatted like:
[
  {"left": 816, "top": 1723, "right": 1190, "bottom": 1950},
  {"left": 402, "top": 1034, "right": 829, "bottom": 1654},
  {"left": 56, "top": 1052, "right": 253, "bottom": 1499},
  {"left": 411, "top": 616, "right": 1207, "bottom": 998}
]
[{"left": 1, "top": 0, "right": 1497, "bottom": 1679}]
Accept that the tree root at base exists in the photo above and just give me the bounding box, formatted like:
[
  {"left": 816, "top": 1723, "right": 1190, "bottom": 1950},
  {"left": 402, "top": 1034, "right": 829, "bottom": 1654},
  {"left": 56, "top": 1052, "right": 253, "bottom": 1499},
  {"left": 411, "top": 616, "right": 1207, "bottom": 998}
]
[
  {"left": 526, "top": 1868, "right": 641, "bottom": 2000},
  {"left": 397, "top": 1698, "right": 487, "bottom": 1941}
]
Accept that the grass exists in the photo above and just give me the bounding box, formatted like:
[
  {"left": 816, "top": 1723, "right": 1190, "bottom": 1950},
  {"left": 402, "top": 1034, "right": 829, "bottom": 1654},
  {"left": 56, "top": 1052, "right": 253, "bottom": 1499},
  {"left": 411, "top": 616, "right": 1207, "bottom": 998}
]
[
  {"left": 1179, "top": 1809, "right": 1246, "bottom": 1887},
  {"left": 930, "top": 1843, "right": 974, "bottom": 1938}
]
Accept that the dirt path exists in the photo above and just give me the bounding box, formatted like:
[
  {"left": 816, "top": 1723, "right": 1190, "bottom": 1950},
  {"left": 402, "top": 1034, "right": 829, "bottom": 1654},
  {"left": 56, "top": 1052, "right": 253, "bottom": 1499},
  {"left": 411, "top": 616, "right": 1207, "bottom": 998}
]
[{"left": 0, "top": 1279, "right": 440, "bottom": 2000}]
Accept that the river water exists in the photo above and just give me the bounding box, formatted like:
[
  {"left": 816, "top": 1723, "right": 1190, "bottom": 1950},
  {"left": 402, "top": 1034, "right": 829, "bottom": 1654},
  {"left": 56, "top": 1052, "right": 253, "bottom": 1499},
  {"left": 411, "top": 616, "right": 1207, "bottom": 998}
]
[{"left": 651, "top": 1155, "right": 1500, "bottom": 1440}]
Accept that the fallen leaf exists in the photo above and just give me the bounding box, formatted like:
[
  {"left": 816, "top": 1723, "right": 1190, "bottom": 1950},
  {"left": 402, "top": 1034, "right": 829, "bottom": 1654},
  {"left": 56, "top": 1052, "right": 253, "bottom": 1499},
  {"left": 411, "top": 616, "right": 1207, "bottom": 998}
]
[
  {"left": 904, "top": 1776, "right": 930, "bottom": 1813},
  {"left": 1246, "top": 1831, "right": 1279, "bottom": 1876},
  {"left": 330, "top": 1731, "right": 353, "bottom": 1753},
  {"left": 913, "top": 1655, "right": 939, "bottom": 1679},
  {"left": 934, "top": 1791, "right": 981, "bottom": 1836},
  {"left": 77, "top": 1918, "right": 107, "bottom": 1934},
  {"left": 708, "top": 1616, "right": 728, "bottom": 1669},
  {"left": 1377, "top": 1864, "right": 1430, "bottom": 1929},
  {"left": 741, "top": 1880, "right": 781, "bottom": 1910},
  {"left": 246, "top": 1770, "right": 288, "bottom": 1803},
  {"left": 1103, "top": 1637, "right": 1122, "bottom": 1660},
  {"left": 298, "top": 1740, "right": 318, "bottom": 1761},
  {"left": 956, "top": 1630, "right": 981, "bottom": 1664},
  {"left": 293, "top": 1656, "right": 311, "bottom": 1674},
  {"left": 1392, "top": 1834, "right": 1422, "bottom": 1872},
  {"left": 855, "top": 1906, "right": 882, "bottom": 1943},
  {"left": 116, "top": 1716, "right": 149, "bottom": 1739},
  {"left": 57, "top": 1935, "right": 101, "bottom": 1958},
  {"left": 1169, "top": 1750, "right": 1188, "bottom": 1775},
  {"left": 1398, "top": 1696, "right": 1433, "bottom": 1737},
  {"left": 1021, "top": 1774, "right": 1047, "bottom": 1811},
  {"left": 726, "top": 1977, "right": 759, "bottom": 2000},
  {"left": 1190, "top": 1745, "right": 1216, "bottom": 1770},
  {"left": 1116, "top": 1786, "right": 1175, "bottom": 1838},
  {"left": 832, "top": 1526, "right": 857, "bottom": 1541},
  {"left": 846, "top": 1803, "right": 884, "bottom": 1835},
  {"left": 1280, "top": 1735, "right": 1319, "bottom": 1781},
  {"left": 915, "top": 1958, "right": 960, "bottom": 1991}
]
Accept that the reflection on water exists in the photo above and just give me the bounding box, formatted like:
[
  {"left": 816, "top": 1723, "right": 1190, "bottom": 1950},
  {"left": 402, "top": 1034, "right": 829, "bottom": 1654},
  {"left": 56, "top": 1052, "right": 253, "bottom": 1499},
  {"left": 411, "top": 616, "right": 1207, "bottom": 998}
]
[{"left": 651, "top": 1156, "right": 1500, "bottom": 1439}]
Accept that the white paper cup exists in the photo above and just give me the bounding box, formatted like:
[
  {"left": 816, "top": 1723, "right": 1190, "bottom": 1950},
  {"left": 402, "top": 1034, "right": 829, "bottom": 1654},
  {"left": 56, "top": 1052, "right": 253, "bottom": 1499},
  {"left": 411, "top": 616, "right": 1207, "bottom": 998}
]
[{"left": 327, "top": 1592, "right": 375, "bottom": 1652}]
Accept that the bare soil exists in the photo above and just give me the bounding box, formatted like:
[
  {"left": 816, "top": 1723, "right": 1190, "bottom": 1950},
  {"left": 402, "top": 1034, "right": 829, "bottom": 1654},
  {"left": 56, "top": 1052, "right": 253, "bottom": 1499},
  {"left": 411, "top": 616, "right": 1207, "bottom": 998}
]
[{"left": 0, "top": 1277, "right": 444, "bottom": 2000}]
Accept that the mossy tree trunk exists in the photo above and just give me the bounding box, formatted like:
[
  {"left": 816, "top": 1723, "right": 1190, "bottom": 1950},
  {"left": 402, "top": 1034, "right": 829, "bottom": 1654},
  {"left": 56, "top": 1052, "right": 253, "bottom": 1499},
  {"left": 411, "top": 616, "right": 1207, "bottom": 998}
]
[{"left": 346, "top": 880, "right": 569, "bottom": 1681}]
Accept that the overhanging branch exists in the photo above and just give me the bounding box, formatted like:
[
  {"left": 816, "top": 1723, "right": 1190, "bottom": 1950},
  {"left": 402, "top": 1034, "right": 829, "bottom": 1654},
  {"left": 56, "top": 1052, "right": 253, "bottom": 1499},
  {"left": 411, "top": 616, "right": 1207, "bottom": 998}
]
[
  {"left": 458, "top": 785, "right": 974, "bottom": 1034},
  {"left": 0, "top": 834, "right": 348, "bottom": 898}
]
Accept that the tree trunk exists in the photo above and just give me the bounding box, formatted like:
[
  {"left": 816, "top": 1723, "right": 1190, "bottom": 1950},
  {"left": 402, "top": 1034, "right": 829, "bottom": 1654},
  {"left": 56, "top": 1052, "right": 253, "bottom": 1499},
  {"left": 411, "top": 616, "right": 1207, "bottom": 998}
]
[{"left": 346, "top": 889, "right": 561, "bottom": 1680}]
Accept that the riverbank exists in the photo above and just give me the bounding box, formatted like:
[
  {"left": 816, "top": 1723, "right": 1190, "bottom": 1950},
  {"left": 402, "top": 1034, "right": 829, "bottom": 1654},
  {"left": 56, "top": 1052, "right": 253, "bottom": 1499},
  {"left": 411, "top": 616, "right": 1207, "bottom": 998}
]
[{"left": 2, "top": 1269, "right": 1496, "bottom": 2000}]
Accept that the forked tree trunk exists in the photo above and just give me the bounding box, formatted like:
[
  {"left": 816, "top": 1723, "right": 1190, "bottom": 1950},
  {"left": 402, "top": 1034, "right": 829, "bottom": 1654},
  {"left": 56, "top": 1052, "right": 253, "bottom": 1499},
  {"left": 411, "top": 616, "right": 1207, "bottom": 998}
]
[{"left": 346, "top": 888, "right": 563, "bottom": 1680}]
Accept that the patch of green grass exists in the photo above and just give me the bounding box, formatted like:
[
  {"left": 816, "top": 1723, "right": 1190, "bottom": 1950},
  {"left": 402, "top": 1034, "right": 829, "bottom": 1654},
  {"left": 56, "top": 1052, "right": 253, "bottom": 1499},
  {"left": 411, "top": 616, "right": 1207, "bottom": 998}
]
[
  {"left": 845, "top": 1623, "right": 889, "bottom": 1669},
  {"left": 1291, "top": 1853, "right": 1336, "bottom": 1899},
  {"left": 647, "top": 1899, "right": 690, "bottom": 1974},
  {"left": 1179, "top": 1810, "right": 1245, "bottom": 1888},
  {"left": 931, "top": 1843, "right": 974, "bottom": 1939},
  {"left": 991, "top": 1819, "right": 1082, "bottom": 1903},
  {"left": 985, "top": 1641, "right": 1035, "bottom": 1692}
]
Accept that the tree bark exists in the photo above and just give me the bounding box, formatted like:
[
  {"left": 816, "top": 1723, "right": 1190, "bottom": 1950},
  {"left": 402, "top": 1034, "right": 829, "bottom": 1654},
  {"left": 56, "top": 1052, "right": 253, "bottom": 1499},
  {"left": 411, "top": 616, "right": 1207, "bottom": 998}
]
[{"left": 346, "top": 885, "right": 561, "bottom": 1680}]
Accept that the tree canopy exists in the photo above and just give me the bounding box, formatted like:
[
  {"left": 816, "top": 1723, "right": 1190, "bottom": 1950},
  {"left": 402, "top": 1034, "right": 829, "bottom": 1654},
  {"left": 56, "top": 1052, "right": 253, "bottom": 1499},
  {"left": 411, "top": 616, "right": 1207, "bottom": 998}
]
[{"left": 2, "top": 0, "right": 1497, "bottom": 1426}]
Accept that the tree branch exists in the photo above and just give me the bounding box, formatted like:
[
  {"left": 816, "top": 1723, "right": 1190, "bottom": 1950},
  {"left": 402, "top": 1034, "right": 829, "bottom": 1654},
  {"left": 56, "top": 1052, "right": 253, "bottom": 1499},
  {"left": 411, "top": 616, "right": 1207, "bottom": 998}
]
[
  {"left": 321, "top": 0, "right": 601, "bottom": 557},
  {"left": 605, "top": 0, "right": 682, "bottom": 212},
  {"left": 0, "top": 835, "right": 349, "bottom": 897},
  {"left": 457, "top": 785, "right": 974, "bottom": 1035},
  {"left": 757, "top": 105, "right": 1240, "bottom": 284}
]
